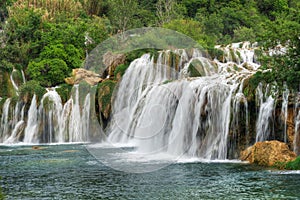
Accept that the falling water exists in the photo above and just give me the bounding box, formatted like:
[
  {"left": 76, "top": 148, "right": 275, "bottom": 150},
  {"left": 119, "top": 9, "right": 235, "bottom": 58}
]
[
  {"left": 10, "top": 69, "right": 19, "bottom": 91},
  {"left": 0, "top": 98, "right": 11, "bottom": 142},
  {"left": 107, "top": 48, "right": 256, "bottom": 159},
  {"left": 281, "top": 83, "right": 289, "bottom": 143},
  {"left": 255, "top": 84, "right": 277, "bottom": 142},
  {"left": 294, "top": 93, "right": 300, "bottom": 155},
  {"left": 23, "top": 95, "right": 39, "bottom": 143}
]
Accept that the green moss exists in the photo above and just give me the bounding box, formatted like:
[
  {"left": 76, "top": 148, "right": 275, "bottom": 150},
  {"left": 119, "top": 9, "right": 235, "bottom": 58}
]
[
  {"left": 0, "top": 70, "right": 15, "bottom": 98},
  {"left": 188, "top": 64, "right": 202, "bottom": 77},
  {"left": 125, "top": 48, "right": 159, "bottom": 63},
  {"left": 285, "top": 156, "right": 300, "bottom": 170},
  {"left": 114, "top": 63, "right": 130, "bottom": 79},
  {"left": 208, "top": 48, "right": 224, "bottom": 61},
  {"left": 55, "top": 84, "right": 73, "bottom": 104},
  {"left": 19, "top": 80, "right": 47, "bottom": 102},
  {"left": 162, "top": 80, "right": 173, "bottom": 84},
  {"left": 97, "top": 80, "right": 116, "bottom": 110}
]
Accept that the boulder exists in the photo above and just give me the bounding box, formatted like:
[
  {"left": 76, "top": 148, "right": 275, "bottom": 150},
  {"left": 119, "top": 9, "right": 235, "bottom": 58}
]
[
  {"left": 65, "top": 68, "right": 103, "bottom": 86},
  {"left": 240, "top": 140, "right": 296, "bottom": 166},
  {"left": 103, "top": 51, "right": 126, "bottom": 77}
]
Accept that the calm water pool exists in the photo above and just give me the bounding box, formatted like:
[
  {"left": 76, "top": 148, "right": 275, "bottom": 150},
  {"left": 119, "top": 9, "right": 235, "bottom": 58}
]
[{"left": 0, "top": 144, "right": 299, "bottom": 199}]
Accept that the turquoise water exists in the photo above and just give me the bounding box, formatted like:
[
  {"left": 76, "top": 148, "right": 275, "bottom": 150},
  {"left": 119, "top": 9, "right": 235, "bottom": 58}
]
[{"left": 0, "top": 144, "right": 299, "bottom": 199}]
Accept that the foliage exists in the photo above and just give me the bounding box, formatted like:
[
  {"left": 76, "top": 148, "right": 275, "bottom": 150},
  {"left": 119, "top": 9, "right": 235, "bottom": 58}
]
[
  {"left": 0, "top": 0, "right": 299, "bottom": 93},
  {"left": 39, "top": 44, "right": 82, "bottom": 69},
  {"left": 156, "top": 0, "right": 186, "bottom": 26},
  {"left": 27, "top": 59, "right": 69, "bottom": 87},
  {"left": 19, "top": 80, "right": 46, "bottom": 101},
  {"left": 285, "top": 156, "right": 300, "bottom": 170},
  {"left": 55, "top": 84, "right": 73, "bottom": 103},
  {"left": 114, "top": 64, "right": 130, "bottom": 79},
  {"left": 97, "top": 80, "right": 116, "bottom": 110},
  {"left": 233, "top": 27, "right": 256, "bottom": 43},
  {"left": 107, "top": 0, "right": 138, "bottom": 32}
]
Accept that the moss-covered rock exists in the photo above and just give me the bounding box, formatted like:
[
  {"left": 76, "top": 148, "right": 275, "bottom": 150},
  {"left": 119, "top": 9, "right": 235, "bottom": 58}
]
[
  {"left": 0, "top": 70, "right": 15, "bottom": 98},
  {"left": 97, "top": 80, "right": 116, "bottom": 119},
  {"left": 19, "top": 80, "right": 46, "bottom": 103},
  {"left": 114, "top": 63, "right": 129, "bottom": 81},
  {"left": 55, "top": 84, "right": 73, "bottom": 104}
]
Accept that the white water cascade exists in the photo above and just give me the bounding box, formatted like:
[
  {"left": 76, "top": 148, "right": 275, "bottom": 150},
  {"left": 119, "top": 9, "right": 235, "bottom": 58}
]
[
  {"left": 23, "top": 95, "right": 39, "bottom": 143},
  {"left": 255, "top": 84, "right": 277, "bottom": 142},
  {"left": 0, "top": 98, "right": 12, "bottom": 142},
  {"left": 107, "top": 47, "right": 257, "bottom": 159},
  {"left": 294, "top": 93, "right": 300, "bottom": 155},
  {"left": 281, "top": 84, "right": 289, "bottom": 143},
  {"left": 0, "top": 85, "right": 93, "bottom": 144}
]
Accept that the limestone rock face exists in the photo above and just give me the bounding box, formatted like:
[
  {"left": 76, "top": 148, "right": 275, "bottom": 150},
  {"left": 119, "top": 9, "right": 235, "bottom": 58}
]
[
  {"left": 65, "top": 68, "right": 102, "bottom": 85},
  {"left": 103, "top": 52, "right": 126, "bottom": 77},
  {"left": 240, "top": 140, "right": 296, "bottom": 166}
]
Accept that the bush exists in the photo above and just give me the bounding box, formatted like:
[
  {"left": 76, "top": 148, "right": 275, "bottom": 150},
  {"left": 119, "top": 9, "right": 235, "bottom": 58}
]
[
  {"left": 19, "top": 80, "right": 46, "bottom": 102},
  {"left": 27, "top": 58, "right": 69, "bottom": 87},
  {"left": 285, "top": 156, "right": 300, "bottom": 170},
  {"left": 40, "top": 44, "right": 83, "bottom": 69}
]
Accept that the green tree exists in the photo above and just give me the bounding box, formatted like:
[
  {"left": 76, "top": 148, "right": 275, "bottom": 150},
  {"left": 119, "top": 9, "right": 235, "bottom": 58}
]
[
  {"left": 156, "top": 0, "right": 186, "bottom": 26},
  {"left": 108, "top": 0, "right": 139, "bottom": 32},
  {"left": 27, "top": 59, "right": 69, "bottom": 87}
]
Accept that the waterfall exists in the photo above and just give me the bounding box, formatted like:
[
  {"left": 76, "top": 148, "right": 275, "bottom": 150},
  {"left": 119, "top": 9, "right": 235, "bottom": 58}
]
[
  {"left": 0, "top": 98, "right": 11, "bottom": 142},
  {"left": 23, "top": 95, "right": 39, "bottom": 143},
  {"left": 255, "top": 84, "right": 277, "bottom": 142},
  {"left": 281, "top": 83, "right": 289, "bottom": 143},
  {"left": 10, "top": 70, "right": 19, "bottom": 91},
  {"left": 294, "top": 93, "right": 300, "bottom": 155},
  {"left": 107, "top": 47, "right": 256, "bottom": 160},
  {"left": 294, "top": 110, "right": 300, "bottom": 155},
  {"left": 0, "top": 85, "right": 93, "bottom": 144}
]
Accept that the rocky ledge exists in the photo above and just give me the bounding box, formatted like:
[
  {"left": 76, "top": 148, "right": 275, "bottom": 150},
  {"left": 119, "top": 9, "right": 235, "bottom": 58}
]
[
  {"left": 65, "top": 68, "right": 103, "bottom": 85},
  {"left": 240, "top": 140, "right": 296, "bottom": 167}
]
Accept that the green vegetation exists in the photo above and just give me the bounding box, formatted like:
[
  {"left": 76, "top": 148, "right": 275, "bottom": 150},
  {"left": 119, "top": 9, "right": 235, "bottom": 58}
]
[
  {"left": 55, "top": 84, "right": 73, "bottom": 103},
  {"left": 285, "top": 156, "right": 300, "bottom": 170},
  {"left": 19, "top": 80, "right": 47, "bottom": 102},
  {"left": 0, "top": 0, "right": 299, "bottom": 93},
  {"left": 97, "top": 80, "right": 116, "bottom": 110},
  {"left": 114, "top": 64, "right": 130, "bottom": 79}
]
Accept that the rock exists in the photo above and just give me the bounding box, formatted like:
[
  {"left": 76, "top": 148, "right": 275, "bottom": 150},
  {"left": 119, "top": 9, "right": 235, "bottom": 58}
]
[
  {"left": 240, "top": 140, "right": 296, "bottom": 166},
  {"left": 103, "top": 51, "right": 126, "bottom": 77},
  {"left": 65, "top": 68, "right": 103, "bottom": 86}
]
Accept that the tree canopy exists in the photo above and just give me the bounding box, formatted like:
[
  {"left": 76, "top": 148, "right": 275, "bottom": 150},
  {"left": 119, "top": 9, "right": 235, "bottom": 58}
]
[{"left": 0, "top": 0, "right": 299, "bottom": 89}]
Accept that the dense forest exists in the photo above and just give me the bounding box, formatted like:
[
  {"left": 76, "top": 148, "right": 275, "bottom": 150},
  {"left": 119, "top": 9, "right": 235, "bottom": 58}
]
[{"left": 0, "top": 0, "right": 299, "bottom": 95}]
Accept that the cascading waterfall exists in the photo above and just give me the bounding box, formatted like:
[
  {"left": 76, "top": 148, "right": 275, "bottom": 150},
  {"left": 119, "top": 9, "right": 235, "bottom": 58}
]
[
  {"left": 0, "top": 98, "right": 12, "bottom": 142},
  {"left": 255, "top": 84, "right": 277, "bottom": 142},
  {"left": 107, "top": 47, "right": 257, "bottom": 159},
  {"left": 294, "top": 93, "right": 300, "bottom": 155},
  {"left": 0, "top": 85, "right": 92, "bottom": 144},
  {"left": 281, "top": 83, "right": 289, "bottom": 143},
  {"left": 1, "top": 42, "right": 299, "bottom": 159},
  {"left": 23, "top": 95, "right": 39, "bottom": 143}
]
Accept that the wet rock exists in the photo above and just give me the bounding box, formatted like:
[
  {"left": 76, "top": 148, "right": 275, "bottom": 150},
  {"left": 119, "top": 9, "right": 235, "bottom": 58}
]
[
  {"left": 65, "top": 68, "right": 103, "bottom": 86},
  {"left": 103, "top": 52, "right": 126, "bottom": 77},
  {"left": 240, "top": 140, "right": 296, "bottom": 166}
]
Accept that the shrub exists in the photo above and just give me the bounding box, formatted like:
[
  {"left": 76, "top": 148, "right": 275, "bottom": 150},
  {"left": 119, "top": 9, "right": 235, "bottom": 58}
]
[
  {"left": 27, "top": 58, "right": 69, "bottom": 87},
  {"left": 19, "top": 80, "right": 46, "bottom": 102}
]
